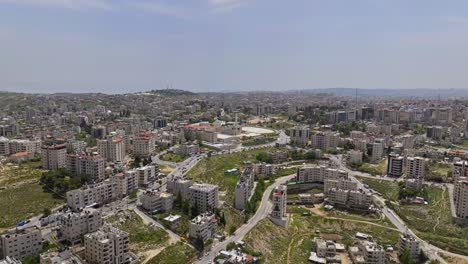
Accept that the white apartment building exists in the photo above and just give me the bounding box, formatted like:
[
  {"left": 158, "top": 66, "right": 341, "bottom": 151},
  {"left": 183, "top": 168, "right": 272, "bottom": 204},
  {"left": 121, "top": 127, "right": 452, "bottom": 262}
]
[
  {"left": 111, "top": 172, "right": 137, "bottom": 198},
  {"left": 57, "top": 208, "right": 103, "bottom": 245},
  {"left": 174, "top": 144, "right": 199, "bottom": 156},
  {"left": 84, "top": 225, "right": 133, "bottom": 264},
  {"left": 454, "top": 180, "right": 468, "bottom": 219},
  {"left": 398, "top": 233, "right": 420, "bottom": 261},
  {"left": 0, "top": 137, "right": 9, "bottom": 156},
  {"left": 189, "top": 183, "right": 219, "bottom": 213},
  {"left": 296, "top": 166, "right": 325, "bottom": 183},
  {"left": 167, "top": 178, "right": 194, "bottom": 200},
  {"left": 234, "top": 167, "right": 255, "bottom": 210},
  {"left": 349, "top": 150, "right": 363, "bottom": 164},
  {"left": 358, "top": 241, "right": 386, "bottom": 264},
  {"left": 66, "top": 154, "right": 105, "bottom": 181},
  {"left": 40, "top": 248, "right": 82, "bottom": 264},
  {"left": 66, "top": 181, "right": 118, "bottom": 210},
  {"left": 270, "top": 185, "right": 287, "bottom": 226},
  {"left": 387, "top": 153, "right": 404, "bottom": 177},
  {"left": 97, "top": 137, "right": 125, "bottom": 162},
  {"left": 41, "top": 144, "right": 67, "bottom": 170},
  {"left": 132, "top": 134, "right": 156, "bottom": 156},
  {"left": 135, "top": 166, "right": 156, "bottom": 188},
  {"left": 253, "top": 163, "right": 274, "bottom": 177},
  {"left": 370, "top": 140, "right": 384, "bottom": 163},
  {"left": 8, "top": 139, "right": 41, "bottom": 155},
  {"left": 267, "top": 151, "right": 288, "bottom": 164},
  {"left": 453, "top": 160, "right": 468, "bottom": 177},
  {"left": 0, "top": 257, "right": 21, "bottom": 264},
  {"left": 406, "top": 156, "right": 426, "bottom": 190},
  {"left": 0, "top": 227, "right": 42, "bottom": 261},
  {"left": 311, "top": 132, "right": 339, "bottom": 151},
  {"left": 140, "top": 191, "right": 173, "bottom": 213},
  {"left": 289, "top": 126, "right": 310, "bottom": 146},
  {"left": 189, "top": 213, "right": 217, "bottom": 241}
]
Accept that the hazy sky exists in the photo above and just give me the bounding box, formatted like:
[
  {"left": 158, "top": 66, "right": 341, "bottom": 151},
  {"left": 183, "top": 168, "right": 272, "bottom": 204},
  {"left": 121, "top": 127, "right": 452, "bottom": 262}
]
[{"left": 1, "top": 0, "right": 468, "bottom": 93}]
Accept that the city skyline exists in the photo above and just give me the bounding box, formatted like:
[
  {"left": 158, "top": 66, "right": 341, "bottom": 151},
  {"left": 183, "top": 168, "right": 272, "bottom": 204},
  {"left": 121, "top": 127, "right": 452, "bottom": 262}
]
[{"left": 1, "top": 0, "right": 468, "bottom": 93}]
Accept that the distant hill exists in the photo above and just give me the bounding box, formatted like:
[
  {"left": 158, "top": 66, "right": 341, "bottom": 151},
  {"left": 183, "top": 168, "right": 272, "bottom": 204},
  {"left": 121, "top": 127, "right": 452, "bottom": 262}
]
[
  {"left": 147, "top": 89, "right": 196, "bottom": 96},
  {"left": 297, "top": 88, "right": 468, "bottom": 98}
]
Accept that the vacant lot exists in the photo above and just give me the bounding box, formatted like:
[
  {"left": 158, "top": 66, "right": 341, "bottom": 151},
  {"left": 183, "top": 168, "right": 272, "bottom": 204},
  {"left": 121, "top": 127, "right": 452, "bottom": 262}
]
[
  {"left": 146, "top": 242, "right": 197, "bottom": 264},
  {"left": 0, "top": 183, "right": 63, "bottom": 228},
  {"left": 394, "top": 186, "right": 468, "bottom": 256},
  {"left": 106, "top": 210, "right": 169, "bottom": 254},
  {"left": 356, "top": 160, "right": 387, "bottom": 176},
  {"left": 355, "top": 177, "right": 399, "bottom": 201},
  {"left": 160, "top": 153, "right": 187, "bottom": 163},
  {"left": 244, "top": 211, "right": 399, "bottom": 264},
  {"left": 186, "top": 147, "right": 283, "bottom": 203}
]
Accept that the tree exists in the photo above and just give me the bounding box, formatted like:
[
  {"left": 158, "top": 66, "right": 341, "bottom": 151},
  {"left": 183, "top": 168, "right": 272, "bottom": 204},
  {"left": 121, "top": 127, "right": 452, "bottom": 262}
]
[
  {"left": 43, "top": 208, "right": 52, "bottom": 217},
  {"left": 220, "top": 212, "right": 226, "bottom": 226},
  {"left": 399, "top": 248, "right": 415, "bottom": 264},
  {"left": 191, "top": 201, "right": 199, "bottom": 218}
]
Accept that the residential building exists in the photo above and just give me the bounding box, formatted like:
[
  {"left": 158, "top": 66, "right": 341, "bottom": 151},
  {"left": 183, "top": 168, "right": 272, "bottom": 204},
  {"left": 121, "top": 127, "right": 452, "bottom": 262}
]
[
  {"left": 84, "top": 225, "right": 134, "bottom": 264},
  {"left": 132, "top": 134, "right": 155, "bottom": 156},
  {"left": 349, "top": 150, "right": 363, "bottom": 164},
  {"left": 406, "top": 156, "right": 426, "bottom": 189},
  {"left": 311, "top": 132, "right": 339, "bottom": 151},
  {"left": 234, "top": 167, "right": 255, "bottom": 210},
  {"left": 97, "top": 137, "right": 125, "bottom": 162},
  {"left": 66, "top": 181, "right": 118, "bottom": 210},
  {"left": 40, "top": 248, "right": 82, "bottom": 264},
  {"left": 289, "top": 126, "right": 310, "bottom": 146},
  {"left": 370, "top": 140, "right": 384, "bottom": 163},
  {"left": 167, "top": 177, "right": 194, "bottom": 200},
  {"left": 453, "top": 160, "right": 468, "bottom": 177},
  {"left": 454, "top": 180, "right": 468, "bottom": 219},
  {"left": 358, "top": 241, "right": 386, "bottom": 264},
  {"left": 0, "top": 137, "right": 9, "bottom": 156},
  {"left": 398, "top": 233, "right": 420, "bottom": 261},
  {"left": 296, "top": 166, "right": 325, "bottom": 183},
  {"left": 174, "top": 144, "right": 199, "bottom": 156},
  {"left": 0, "top": 257, "right": 21, "bottom": 264},
  {"left": 135, "top": 166, "right": 156, "bottom": 188},
  {"left": 253, "top": 163, "right": 274, "bottom": 177},
  {"left": 41, "top": 144, "right": 67, "bottom": 170},
  {"left": 267, "top": 151, "right": 288, "bottom": 164},
  {"left": 270, "top": 184, "right": 287, "bottom": 226},
  {"left": 139, "top": 191, "right": 173, "bottom": 213},
  {"left": 0, "top": 227, "right": 42, "bottom": 261},
  {"left": 189, "top": 213, "right": 217, "bottom": 241},
  {"left": 57, "top": 208, "right": 103, "bottom": 245},
  {"left": 66, "top": 154, "right": 105, "bottom": 181},
  {"left": 189, "top": 183, "right": 219, "bottom": 213},
  {"left": 387, "top": 153, "right": 404, "bottom": 177},
  {"left": 111, "top": 172, "right": 137, "bottom": 198}
]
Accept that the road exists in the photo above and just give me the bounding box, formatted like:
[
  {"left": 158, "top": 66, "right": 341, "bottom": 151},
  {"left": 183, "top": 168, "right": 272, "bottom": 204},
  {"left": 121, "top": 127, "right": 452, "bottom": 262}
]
[{"left": 196, "top": 174, "right": 296, "bottom": 264}]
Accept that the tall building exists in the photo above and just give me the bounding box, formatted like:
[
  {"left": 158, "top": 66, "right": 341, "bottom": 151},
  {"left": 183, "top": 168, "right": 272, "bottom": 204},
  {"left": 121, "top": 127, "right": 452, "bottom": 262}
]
[
  {"left": 57, "top": 208, "right": 103, "bottom": 245},
  {"left": 370, "top": 140, "right": 384, "bottom": 163},
  {"left": 405, "top": 157, "right": 426, "bottom": 190},
  {"left": 0, "top": 227, "right": 42, "bottom": 261},
  {"left": 132, "top": 134, "right": 155, "bottom": 156},
  {"left": 189, "top": 183, "right": 219, "bottom": 213},
  {"left": 289, "top": 126, "right": 310, "bottom": 146},
  {"left": 270, "top": 185, "right": 287, "bottom": 226},
  {"left": 111, "top": 172, "right": 137, "bottom": 198},
  {"left": 234, "top": 167, "right": 255, "bottom": 210},
  {"left": 453, "top": 160, "right": 468, "bottom": 178},
  {"left": 139, "top": 191, "right": 173, "bottom": 213},
  {"left": 0, "top": 137, "right": 9, "bottom": 156},
  {"left": 66, "top": 154, "right": 105, "bottom": 181},
  {"left": 311, "top": 132, "right": 339, "bottom": 151},
  {"left": 135, "top": 165, "right": 156, "bottom": 188},
  {"left": 41, "top": 144, "right": 67, "bottom": 170},
  {"left": 84, "top": 225, "right": 134, "bottom": 264},
  {"left": 167, "top": 177, "right": 193, "bottom": 200},
  {"left": 454, "top": 180, "right": 468, "bottom": 219},
  {"left": 358, "top": 241, "right": 385, "bottom": 264},
  {"left": 387, "top": 153, "right": 404, "bottom": 177},
  {"left": 97, "top": 137, "right": 125, "bottom": 162},
  {"left": 398, "top": 233, "right": 420, "bottom": 261}
]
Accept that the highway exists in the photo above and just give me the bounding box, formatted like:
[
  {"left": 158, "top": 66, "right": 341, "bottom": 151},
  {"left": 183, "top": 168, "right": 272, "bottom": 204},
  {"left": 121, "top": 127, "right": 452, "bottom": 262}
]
[{"left": 196, "top": 174, "right": 296, "bottom": 264}]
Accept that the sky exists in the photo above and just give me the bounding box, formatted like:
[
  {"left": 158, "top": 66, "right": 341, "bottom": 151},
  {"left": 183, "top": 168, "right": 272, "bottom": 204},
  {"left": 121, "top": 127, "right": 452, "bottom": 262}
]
[{"left": 1, "top": 0, "right": 468, "bottom": 94}]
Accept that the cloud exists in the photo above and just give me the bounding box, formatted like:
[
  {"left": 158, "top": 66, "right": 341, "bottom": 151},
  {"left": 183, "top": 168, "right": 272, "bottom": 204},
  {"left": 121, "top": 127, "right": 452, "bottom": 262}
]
[
  {"left": 208, "top": 0, "right": 251, "bottom": 12},
  {"left": 0, "top": 0, "right": 112, "bottom": 10},
  {"left": 131, "top": 1, "right": 190, "bottom": 18}
]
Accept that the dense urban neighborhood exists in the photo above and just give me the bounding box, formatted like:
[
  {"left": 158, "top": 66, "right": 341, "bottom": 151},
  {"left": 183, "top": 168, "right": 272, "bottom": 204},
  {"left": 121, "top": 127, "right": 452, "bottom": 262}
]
[{"left": 0, "top": 89, "right": 468, "bottom": 264}]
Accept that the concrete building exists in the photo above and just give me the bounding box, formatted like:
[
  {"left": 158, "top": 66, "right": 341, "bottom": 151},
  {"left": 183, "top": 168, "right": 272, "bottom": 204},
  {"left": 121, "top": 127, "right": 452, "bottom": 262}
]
[
  {"left": 311, "top": 132, "right": 339, "bottom": 151},
  {"left": 66, "top": 154, "right": 105, "bottom": 181},
  {"left": 132, "top": 134, "right": 156, "bottom": 156},
  {"left": 167, "top": 177, "right": 194, "bottom": 200},
  {"left": 253, "top": 163, "right": 274, "bottom": 178},
  {"left": 139, "top": 191, "right": 173, "bottom": 213},
  {"left": 41, "top": 144, "right": 67, "bottom": 170},
  {"left": 289, "top": 126, "right": 310, "bottom": 146},
  {"left": 453, "top": 160, "right": 468, "bottom": 178},
  {"left": 40, "top": 248, "right": 82, "bottom": 264},
  {"left": 296, "top": 166, "right": 325, "bottom": 183},
  {"left": 189, "top": 183, "right": 219, "bottom": 213},
  {"left": 398, "top": 233, "right": 420, "bottom": 261},
  {"left": 66, "top": 181, "right": 118, "bottom": 210},
  {"left": 358, "top": 241, "right": 386, "bottom": 264},
  {"left": 9, "top": 139, "right": 41, "bottom": 155},
  {"left": 0, "top": 227, "right": 42, "bottom": 261},
  {"left": 234, "top": 167, "right": 255, "bottom": 210},
  {"left": 111, "top": 172, "right": 137, "bottom": 198},
  {"left": 97, "top": 137, "right": 125, "bottom": 162},
  {"left": 370, "top": 140, "right": 384, "bottom": 163},
  {"left": 0, "top": 257, "right": 21, "bottom": 264},
  {"left": 406, "top": 157, "right": 426, "bottom": 190},
  {"left": 84, "top": 225, "right": 134, "bottom": 264},
  {"left": 57, "top": 208, "right": 103, "bottom": 245},
  {"left": 349, "top": 150, "right": 363, "bottom": 164},
  {"left": 135, "top": 166, "right": 156, "bottom": 188},
  {"left": 387, "top": 153, "right": 404, "bottom": 177},
  {"left": 454, "top": 180, "right": 468, "bottom": 219},
  {"left": 267, "top": 151, "right": 288, "bottom": 164},
  {"left": 270, "top": 185, "right": 287, "bottom": 226},
  {"left": 189, "top": 213, "right": 217, "bottom": 241},
  {"left": 0, "top": 137, "right": 9, "bottom": 156},
  {"left": 174, "top": 144, "right": 199, "bottom": 156}
]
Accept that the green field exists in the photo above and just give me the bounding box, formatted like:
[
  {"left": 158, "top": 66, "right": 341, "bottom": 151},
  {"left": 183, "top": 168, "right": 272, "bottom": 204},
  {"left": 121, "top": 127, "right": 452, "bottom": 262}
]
[
  {"left": 146, "top": 242, "right": 197, "bottom": 264},
  {"left": 241, "top": 137, "right": 276, "bottom": 147},
  {"left": 355, "top": 160, "right": 387, "bottom": 176},
  {"left": 0, "top": 183, "right": 63, "bottom": 228},
  {"left": 186, "top": 147, "right": 283, "bottom": 203},
  {"left": 106, "top": 210, "right": 169, "bottom": 253},
  {"left": 244, "top": 211, "right": 400, "bottom": 264},
  {"left": 427, "top": 162, "right": 452, "bottom": 182},
  {"left": 394, "top": 186, "right": 468, "bottom": 256},
  {"left": 355, "top": 177, "right": 400, "bottom": 201},
  {"left": 160, "top": 153, "right": 187, "bottom": 163}
]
